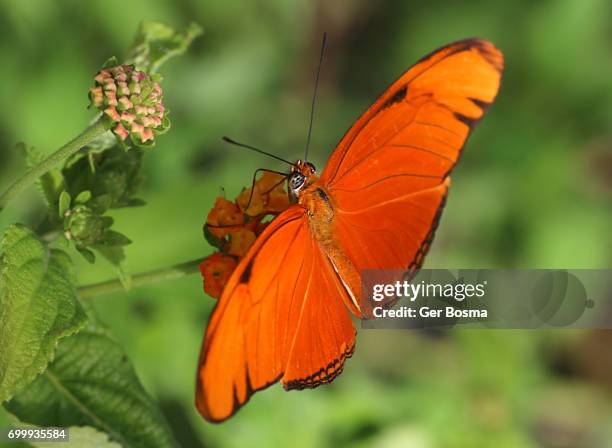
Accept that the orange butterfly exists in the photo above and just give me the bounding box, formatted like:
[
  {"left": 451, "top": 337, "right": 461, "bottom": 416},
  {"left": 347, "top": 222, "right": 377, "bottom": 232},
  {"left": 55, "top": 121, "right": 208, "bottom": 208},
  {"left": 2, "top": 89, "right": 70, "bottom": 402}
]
[{"left": 196, "top": 39, "right": 504, "bottom": 422}]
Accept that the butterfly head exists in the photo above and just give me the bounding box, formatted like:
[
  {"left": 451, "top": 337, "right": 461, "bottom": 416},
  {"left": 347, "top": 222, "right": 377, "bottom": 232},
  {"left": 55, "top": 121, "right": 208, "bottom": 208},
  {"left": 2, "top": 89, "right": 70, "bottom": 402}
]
[{"left": 288, "top": 160, "right": 316, "bottom": 203}]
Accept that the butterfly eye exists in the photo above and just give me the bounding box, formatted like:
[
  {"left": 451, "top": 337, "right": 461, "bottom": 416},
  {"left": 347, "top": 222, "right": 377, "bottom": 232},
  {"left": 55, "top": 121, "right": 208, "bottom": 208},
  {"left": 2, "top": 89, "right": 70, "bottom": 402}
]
[
  {"left": 306, "top": 162, "right": 316, "bottom": 173},
  {"left": 289, "top": 173, "right": 306, "bottom": 191}
]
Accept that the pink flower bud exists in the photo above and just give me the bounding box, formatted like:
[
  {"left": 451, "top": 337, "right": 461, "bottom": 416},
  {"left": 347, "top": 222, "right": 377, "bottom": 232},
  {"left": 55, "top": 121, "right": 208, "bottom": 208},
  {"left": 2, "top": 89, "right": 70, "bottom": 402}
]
[
  {"left": 91, "top": 63, "right": 167, "bottom": 147},
  {"left": 94, "top": 70, "right": 111, "bottom": 84},
  {"left": 104, "top": 106, "right": 121, "bottom": 122},
  {"left": 131, "top": 122, "right": 144, "bottom": 134},
  {"left": 129, "top": 81, "right": 141, "bottom": 95},
  {"left": 141, "top": 128, "right": 154, "bottom": 143},
  {"left": 89, "top": 87, "right": 104, "bottom": 108},
  {"left": 113, "top": 123, "right": 129, "bottom": 141},
  {"left": 104, "top": 91, "right": 118, "bottom": 107},
  {"left": 102, "top": 79, "right": 116, "bottom": 92},
  {"left": 120, "top": 112, "right": 136, "bottom": 125},
  {"left": 118, "top": 96, "right": 133, "bottom": 111},
  {"left": 117, "top": 81, "right": 130, "bottom": 96}
]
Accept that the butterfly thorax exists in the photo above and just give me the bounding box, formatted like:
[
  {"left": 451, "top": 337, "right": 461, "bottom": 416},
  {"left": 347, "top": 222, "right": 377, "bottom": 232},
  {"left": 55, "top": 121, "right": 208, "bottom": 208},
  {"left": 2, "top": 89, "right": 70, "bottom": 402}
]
[{"left": 288, "top": 160, "right": 335, "bottom": 246}]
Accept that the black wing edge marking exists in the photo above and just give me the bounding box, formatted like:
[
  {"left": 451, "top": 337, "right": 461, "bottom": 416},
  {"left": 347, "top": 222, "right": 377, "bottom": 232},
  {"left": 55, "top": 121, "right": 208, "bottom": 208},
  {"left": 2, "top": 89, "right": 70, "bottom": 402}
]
[
  {"left": 372, "top": 185, "right": 449, "bottom": 315},
  {"left": 197, "top": 370, "right": 284, "bottom": 423},
  {"left": 415, "top": 38, "right": 503, "bottom": 73},
  {"left": 443, "top": 97, "right": 494, "bottom": 179},
  {"left": 406, "top": 188, "right": 449, "bottom": 276},
  {"left": 282, "top": 341, "right": 356, "bottom": 390},
  {"left": 326, "top": 38, "right": 502, "bottom": 186},
  {"left": 380, "top": 84, "right": 408, "bottom": 110},
  {"left": 452, "top": 97, "right": 493, "bottom": 131}
]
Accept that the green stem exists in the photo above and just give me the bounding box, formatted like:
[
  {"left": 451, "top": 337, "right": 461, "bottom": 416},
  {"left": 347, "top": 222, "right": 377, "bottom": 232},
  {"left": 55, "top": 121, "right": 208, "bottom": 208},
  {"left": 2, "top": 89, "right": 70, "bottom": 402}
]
[
  {"left": 78, "top": 256, "right": 205, "bottom": 298},
  {"left": 0, "top": 118, "right": 108, "bottom": 212}
]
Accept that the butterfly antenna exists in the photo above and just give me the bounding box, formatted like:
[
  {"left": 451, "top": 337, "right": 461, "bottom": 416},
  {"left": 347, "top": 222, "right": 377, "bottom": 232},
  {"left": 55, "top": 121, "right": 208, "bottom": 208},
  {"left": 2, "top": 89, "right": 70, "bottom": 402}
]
[
  {"left": 222, "top": 136, "right": 293, "bottom": 166},
  {"left": 304, "top": 32, "right": 327, "bottom": 162}
]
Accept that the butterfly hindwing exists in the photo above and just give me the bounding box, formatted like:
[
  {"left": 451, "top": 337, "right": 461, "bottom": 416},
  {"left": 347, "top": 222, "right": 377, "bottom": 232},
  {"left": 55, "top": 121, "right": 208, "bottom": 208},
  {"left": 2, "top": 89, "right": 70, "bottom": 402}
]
[{"left": 196, "top": 206, "right": 356, "bottom": 422}]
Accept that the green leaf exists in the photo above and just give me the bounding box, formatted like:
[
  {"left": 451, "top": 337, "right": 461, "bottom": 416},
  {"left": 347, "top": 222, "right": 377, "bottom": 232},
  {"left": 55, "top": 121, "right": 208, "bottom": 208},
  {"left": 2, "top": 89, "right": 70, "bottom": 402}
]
[
  {"left": 0, "top": 225, "right": 86, "bottom": 403},
  {"left": 131, "top": 137, "right": 156, "bottom": 149},
  {"left": 31, "top": 426, "right": 122, "bottom": 448},
  {"left": 93, "top": 244, "right": 125, "bottom": 266},
  {"left": 5, "top": 313, "right": 178, "bottom": 448},
  {"left": 102, "top": 230, "right": 132, "bottom": 247},
  {"left": 126, "top": 21, "right": 202, "bottom": 73},
  {"left": 154, "top": 116, "right": 172, "bottom": 135},
  {"left": 62, "top": 147, "right": 144, "bottom": 210},
  {"left": 92, "top": 245, "right": 131, "bottom": 290},
  {"left": 16, "top": 143, "right": 65, "bottom": 207},
  {"left": 124, "top": 198, "right": 146, "bottom": 208},
  {"left": 203, "top": 224, "right": 225, "bottom": 251},
  {"left": 74, "top": 190, "right": 92, "bottom": 204},
  {"left": 58, "top": 191, "right": 71, "bottom": 217},
  {"left": 77, "top": 247, "right": 96, "bottom": 264},
  {"left": 90, "top": 194, "right": 113, "bottom": 214},
  {"left": 102, "top": 56, "right": 119, "bottom": 69},
  {"left": 80, "top": 127, "right": 117, "bottom": 156},
  {"left": 57, "top": 233, "right": 70, "bottom": 248}
]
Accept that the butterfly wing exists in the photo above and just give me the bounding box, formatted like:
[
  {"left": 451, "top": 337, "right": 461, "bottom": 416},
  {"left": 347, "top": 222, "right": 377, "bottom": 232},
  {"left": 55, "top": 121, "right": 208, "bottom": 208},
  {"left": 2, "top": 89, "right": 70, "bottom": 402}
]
[
  {"left": 196, "top": 206, "right": 356, "bottom": 422},
  {"left": 197, "top": 39, "right": 503, "bottom": 421},
  {"left": 320, "top": 39, "right": 503, "bottom": 285}
]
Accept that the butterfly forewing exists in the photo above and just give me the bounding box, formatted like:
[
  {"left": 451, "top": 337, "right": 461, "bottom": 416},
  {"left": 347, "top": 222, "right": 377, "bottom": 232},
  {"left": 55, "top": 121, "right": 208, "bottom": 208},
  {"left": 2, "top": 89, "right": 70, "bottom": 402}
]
[{"left": 320, "top": 39, "right": 502, "bottom": 278}]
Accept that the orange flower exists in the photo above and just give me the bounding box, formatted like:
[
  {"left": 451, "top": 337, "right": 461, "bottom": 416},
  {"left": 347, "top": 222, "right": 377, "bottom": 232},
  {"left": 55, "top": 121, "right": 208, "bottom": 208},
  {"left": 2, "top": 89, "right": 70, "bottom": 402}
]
[
  {"left": 236, "top": 187, "right": 265, "bottom": 216},
  {"left": 199, "top": 253, "right": 238, "bottom": 299},
  {"left": 227, "top": 228, "right": 256, "bottom": 258},
  {"left": 266, "top": 189, "right": 290, "bottom": 213},
  {"left": 201, "top": 171, "right": 292, "bottom": 299},
  {"left": 256, "top": 171, "right": 285, "bottom": 192},
  {"left": 206, "top": 197, "right": 244, "bottom": 239},
  {"left": 257, "top": 172, "right": 290, "bottom": 213},
  {"left": 236, "top": 172, "right": 289, "bottom": 217}
]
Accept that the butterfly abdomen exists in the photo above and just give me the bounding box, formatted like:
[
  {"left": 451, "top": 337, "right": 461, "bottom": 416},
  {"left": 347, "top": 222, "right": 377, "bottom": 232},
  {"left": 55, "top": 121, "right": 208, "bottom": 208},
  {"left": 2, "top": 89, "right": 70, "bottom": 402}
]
[{"left": 300, "top": 183, "right": 362, "bottom": 316}]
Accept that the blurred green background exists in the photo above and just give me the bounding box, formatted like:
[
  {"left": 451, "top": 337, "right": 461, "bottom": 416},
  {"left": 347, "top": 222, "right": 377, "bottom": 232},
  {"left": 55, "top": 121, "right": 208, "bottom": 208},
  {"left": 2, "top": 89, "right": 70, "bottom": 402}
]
[{"left": 1, "top": 0, "right": 612, "bottom": 447}]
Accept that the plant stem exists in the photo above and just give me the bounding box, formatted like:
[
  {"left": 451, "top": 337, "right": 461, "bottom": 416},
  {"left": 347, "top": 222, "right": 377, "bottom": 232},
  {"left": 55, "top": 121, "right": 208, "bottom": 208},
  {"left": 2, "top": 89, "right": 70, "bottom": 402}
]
[
  {"left": 78, "top": 256, "right": 206, "bottom": 298},
  {"left": 0, "top": 118, "right": 108, "bottom": 212}
]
